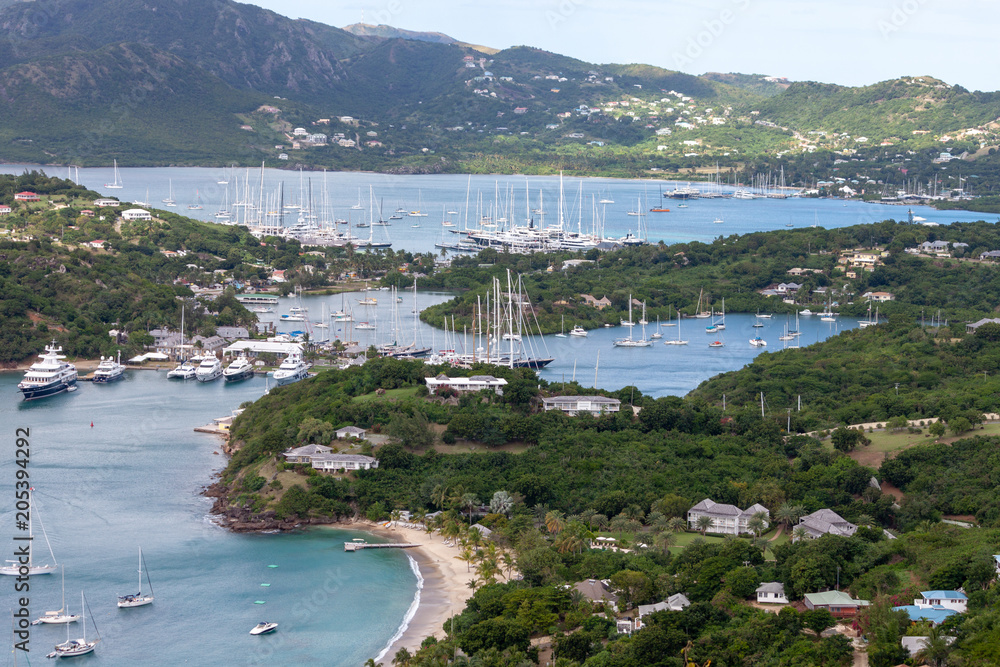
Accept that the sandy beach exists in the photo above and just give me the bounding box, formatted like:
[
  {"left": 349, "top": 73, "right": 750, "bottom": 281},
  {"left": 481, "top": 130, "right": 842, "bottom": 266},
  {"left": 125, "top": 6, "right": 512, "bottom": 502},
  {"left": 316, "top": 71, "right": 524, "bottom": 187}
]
[{"left": 360, "top": 521, "right": 478, "bottom": 665}]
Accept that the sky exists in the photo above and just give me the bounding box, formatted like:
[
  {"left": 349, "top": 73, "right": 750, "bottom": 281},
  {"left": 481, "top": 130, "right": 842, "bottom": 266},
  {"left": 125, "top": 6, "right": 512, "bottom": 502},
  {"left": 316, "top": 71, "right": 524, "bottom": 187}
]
[{"left": 243, "top": 0, "right": 997, "bottom": 91}]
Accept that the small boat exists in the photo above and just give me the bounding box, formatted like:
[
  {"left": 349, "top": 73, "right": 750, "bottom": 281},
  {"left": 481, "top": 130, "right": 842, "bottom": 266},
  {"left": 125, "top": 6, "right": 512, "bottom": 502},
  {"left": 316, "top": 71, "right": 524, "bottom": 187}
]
[
  {"left": 800, "top": 309, "right": 813, "bottom": 316},
  {"left": 355, "top": 322, "right": 376, "bottom": 330},
  {"left": 187, "top": 189, "right": 204, "bottom": 210},
  {"left": 649, "top": 206, "right": 670, "bottom": 213},
  {"left": 195, "top": 356, "right": 223, "bottom": 382},
  {"left": 33, "top": 566, "right": 78, "bottom": 625},
  {"left": 708, "top": 340, "right": 725, "bottom": 348},
  {"left": 821, "top": 315, "right": 837, "bottom": 323},
  {"left": 677, "top": 204, "right": 688, "bottom": 208},
  {"left": 358, "top": 297, "right": 378, "bottom": 306},
  {"left": 162, "top": 179, "right": 177, "bottom": 207},
  {"left": 104, "top": 159, "right": 123, "bottom": 189},
  {"left": 167, "top": 359, "right": 197, "bottom": 379},
  {"left": 712, "top": 217, "right": 724, "bottom": 224},
  {"left": 117, "top": 547, "right": 154, "bottom": 608},
  {"left": 749, "top": 336, "right": 767, "bottom": 347},
  {"left": 568, "top": 325, "right": 588, "bottom": 337},
  {"left": 46, "top": 592, "right": 99, "bottom": 658},
  {"left": 555, "top": 315, "right": 567, "bottom": 338},
  {"left": 17, "top": 341, "right": 78, "bottom": 400},
  {"left": 250, "top": 306, "right": 273, "bottom": 314},
  {"left": 250, "top": 622, "right": 278, "bottom": 636},
  {"left": 92, "top": 351, "right": 125, "bottom": 384},
  {"left": 663, "top": 312, "right": 688, "bottom": 346},
  {"left": 223, "top": 354, "right": 255, "bottom": 383},
  {"left": 650, "top": 315, "right": 663, "bottom": 339}
]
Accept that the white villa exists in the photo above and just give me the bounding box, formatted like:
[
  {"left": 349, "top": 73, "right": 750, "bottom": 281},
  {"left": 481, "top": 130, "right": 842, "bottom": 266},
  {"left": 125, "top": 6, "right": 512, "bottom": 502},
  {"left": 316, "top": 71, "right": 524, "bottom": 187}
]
[
  {"left": 913, "top": 590, "right": 968, "bottom": 613},
  {"left": 121, "top": 208, "right": 152, "bottom": 221},
  {"left": 335, "top": 426, "right": 368, "bottom": 440},
  {"left": 281, "top": 445, "right": 378, "bottom": 471},
  {"left": 541, "top": 395, "right": 621, "bottom": 417},
  {"left": 687, "top": 499, "right": 770, "bottom": 535},
  {"left": 755, "top": 582, "right": 788, "bottom": 605},
  {"left": 425, "top": 374, "right": 507, "bottom": 396}
]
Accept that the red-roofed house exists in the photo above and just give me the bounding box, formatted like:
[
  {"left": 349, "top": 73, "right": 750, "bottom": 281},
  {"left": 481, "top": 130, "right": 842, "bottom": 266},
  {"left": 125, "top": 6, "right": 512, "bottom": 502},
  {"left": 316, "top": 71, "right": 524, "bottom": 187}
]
[
  {"left": 80, "top": 210, "right": 95, "bottom": 217},
  {"left": 89, "top": 240, "right": 107, "bottom": 249},
  {"left": 14, "top": 192, "right": 40, "bottom": 201},
  {"left": 0, "top": 205, "right": 11, "bottom": 215}
]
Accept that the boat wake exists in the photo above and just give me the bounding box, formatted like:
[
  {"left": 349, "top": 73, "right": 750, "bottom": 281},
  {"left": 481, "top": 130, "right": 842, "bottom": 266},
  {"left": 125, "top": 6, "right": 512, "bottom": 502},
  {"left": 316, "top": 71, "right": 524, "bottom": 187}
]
[{"left": 375, "top": 553, "right": 423, "bottom": 663}]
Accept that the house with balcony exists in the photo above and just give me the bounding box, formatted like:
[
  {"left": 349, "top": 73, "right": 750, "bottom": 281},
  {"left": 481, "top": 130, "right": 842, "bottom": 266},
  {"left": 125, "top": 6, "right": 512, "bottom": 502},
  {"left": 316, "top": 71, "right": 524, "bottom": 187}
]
[
  {"left": 686, "top": 499, "right": 769, "bottom": 535},
  {"left": 542, "top": 396, "right": 621, "bottom": 417}
]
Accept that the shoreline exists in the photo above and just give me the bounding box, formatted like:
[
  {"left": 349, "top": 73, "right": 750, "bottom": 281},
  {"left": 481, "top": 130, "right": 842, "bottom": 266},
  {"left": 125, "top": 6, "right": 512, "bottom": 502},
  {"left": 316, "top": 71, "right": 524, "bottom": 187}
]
[{"left": 339, "top": 521, "right": 477, "bottom": 665}]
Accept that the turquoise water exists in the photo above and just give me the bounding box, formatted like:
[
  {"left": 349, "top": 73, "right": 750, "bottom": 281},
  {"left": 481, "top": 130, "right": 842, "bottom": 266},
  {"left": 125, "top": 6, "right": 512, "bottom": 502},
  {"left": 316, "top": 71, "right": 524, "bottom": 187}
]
[{"left": 0, "top": 371, "right": 416, "bottom": 665}]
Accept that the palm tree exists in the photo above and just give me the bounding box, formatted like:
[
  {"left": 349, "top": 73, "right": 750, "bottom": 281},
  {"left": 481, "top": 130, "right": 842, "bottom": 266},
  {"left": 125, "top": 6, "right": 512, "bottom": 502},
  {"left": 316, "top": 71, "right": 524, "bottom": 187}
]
[
  {"left": 555, "top": 532, "right": 583, "bottom": 554},
  {"left": 747, "top": 512, "right": 767, "bottom": 538},
  {"left": 775, "top": 503, "right": 804, "bottom": 531},
  {"left": 500, "top": 550, "right": 516, "bottom": 580},
  {"left": 590, "top": 513, "right": 609, "bottom": 531},
  {"left": 431, "top": 484, "right": 449, "bottom": 510},
  {"left": 914, "top": 624, "right": 954, "bottom": 667},
  {"left": 461, "top": 492, "right": 480, "bottom": 525},
  {"left": 654, "top": 531, "right": 675, "bottom": 554},
  {"left": 448, "top": 484, "right": 467, "bottom": 510},
  {"left": 489, "top": 490, "right": 514, "bottom": 517},
  {"left": 696, "top": 515, "right": 714, "bottom": 536},
  {"left": 455, "top": 546, "right": 475, "bottom": 572},
  {"left": 467, "top": 526, "right": 483, "bottom": 549},
  {"left": 545, "top": 510, "right": 565, "bottom": 536},
  {"left": 856, "top": 514, "right": 875, "bottom": 528},
  {"left": 792, "top": 526, "right": 809, "bottom": 542},
  {"left": 668, "top": 516, "right": 687, "bottom": 534},
  {"left": 392, "top": 647, "right": 412, "bottom": 666},
  {"left": 389, "top": 509, "right": 401, "bottom": 527}
]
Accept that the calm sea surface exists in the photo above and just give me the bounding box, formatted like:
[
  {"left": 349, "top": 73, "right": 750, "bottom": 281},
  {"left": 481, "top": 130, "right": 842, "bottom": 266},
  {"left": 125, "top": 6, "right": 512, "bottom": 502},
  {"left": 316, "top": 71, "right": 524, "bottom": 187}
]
[{"left": 0, "top": 164, "right": 991, "bottom": 256}]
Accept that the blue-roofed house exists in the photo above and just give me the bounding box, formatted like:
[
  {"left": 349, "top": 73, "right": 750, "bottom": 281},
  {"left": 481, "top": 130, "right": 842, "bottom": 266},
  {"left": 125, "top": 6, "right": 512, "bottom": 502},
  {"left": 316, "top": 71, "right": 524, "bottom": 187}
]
[
  {"left": 892, "top": 605, "right": 957, "bottom": 626},
  {"left": 912, "top": 590, "right": 968, "bottom": 613}
]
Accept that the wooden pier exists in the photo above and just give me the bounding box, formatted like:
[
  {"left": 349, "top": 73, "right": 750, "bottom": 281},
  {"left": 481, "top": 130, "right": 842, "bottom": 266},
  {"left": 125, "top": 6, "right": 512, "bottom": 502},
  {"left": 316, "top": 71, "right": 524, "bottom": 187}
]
[{"left": 344, "top": 540, "right": 419, "bottom": 552}]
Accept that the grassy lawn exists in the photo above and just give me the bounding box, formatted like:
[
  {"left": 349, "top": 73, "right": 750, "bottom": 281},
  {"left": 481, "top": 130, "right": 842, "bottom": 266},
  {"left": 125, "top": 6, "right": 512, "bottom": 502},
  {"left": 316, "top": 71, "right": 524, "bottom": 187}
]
[
  {"left": 352, "top": 386, "right": 419, "bottom": 403},
  {"left": 841, "top": 422, "right": 1000, "bottom": 467},
  {"left": 430, "top": 441, "right": 532, "bottom": 455}
]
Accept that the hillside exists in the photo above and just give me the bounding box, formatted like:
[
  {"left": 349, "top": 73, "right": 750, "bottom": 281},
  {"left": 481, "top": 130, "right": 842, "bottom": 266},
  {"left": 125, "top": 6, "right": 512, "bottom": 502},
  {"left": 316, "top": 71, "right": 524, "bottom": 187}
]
[{"left": 2, "top": 0, "right": 1000, "bottom": 184}]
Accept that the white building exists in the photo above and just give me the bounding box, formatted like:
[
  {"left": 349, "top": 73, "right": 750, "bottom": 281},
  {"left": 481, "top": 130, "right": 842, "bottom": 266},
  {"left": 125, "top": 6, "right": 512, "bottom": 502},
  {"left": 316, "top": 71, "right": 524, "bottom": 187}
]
[
  {"left": 687, "top": 499, "right": 770, "bottom": 535},
  {"left": 634, "top": 594, "right": 690, "bottom": 629},
  {"left": 310, "top": 453, "right": 379, "bottom": 471},
  {"left": 913, "top": 591, "right": 968, "bottom": 613},
  {"left": 541, "top": 395, "right": 621, "bottom": 416},
  {"left": 121, "top": 208, "right": 152, "bottom": 221},
  {"left": 425, "top": 374, "right": 507, "bottom": 395},
  {"left": 796, "top": 509, "right": 857, "bottom": 540},
  {"left": 335, "top": 426, "right": 367, "bottom": 441},
  {"left": 755, "top": 582, "right": 788, "bottom": 605}
]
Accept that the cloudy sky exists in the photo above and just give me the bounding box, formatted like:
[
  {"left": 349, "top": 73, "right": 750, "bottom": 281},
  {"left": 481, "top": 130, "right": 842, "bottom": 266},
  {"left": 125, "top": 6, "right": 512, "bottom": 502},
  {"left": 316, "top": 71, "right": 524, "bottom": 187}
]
[{"left": 244, "top": 0, "right": 996, "bottom": 91}]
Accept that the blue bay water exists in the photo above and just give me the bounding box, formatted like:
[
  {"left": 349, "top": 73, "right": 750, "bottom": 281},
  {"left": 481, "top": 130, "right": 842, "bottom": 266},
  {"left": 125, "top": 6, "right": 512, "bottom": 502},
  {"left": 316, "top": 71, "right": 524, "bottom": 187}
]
[
  {"left": 0, "top": 164, "right": 992, "bottom": 256},
  {"left": 0, "top": 371, "right": 415, "bottom": 665}
]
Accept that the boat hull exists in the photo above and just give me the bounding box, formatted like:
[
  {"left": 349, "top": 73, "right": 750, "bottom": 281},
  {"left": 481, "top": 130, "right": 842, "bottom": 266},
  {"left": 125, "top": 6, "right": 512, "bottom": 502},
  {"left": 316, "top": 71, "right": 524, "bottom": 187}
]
[
  {"left": 0, "top": 564, "right": 56, "bottom": 576},
  {"left": 92, "top": 371, "right": 124, "bottom": 383},
  {"left": 19, "top": 379, "right": 76, "bottom": 401},
  {"left": 223, "top": 368, "right": 255, "bottom": 383},
  {"left": 117, "top": 595, "right": 154, "bottom": 608}
]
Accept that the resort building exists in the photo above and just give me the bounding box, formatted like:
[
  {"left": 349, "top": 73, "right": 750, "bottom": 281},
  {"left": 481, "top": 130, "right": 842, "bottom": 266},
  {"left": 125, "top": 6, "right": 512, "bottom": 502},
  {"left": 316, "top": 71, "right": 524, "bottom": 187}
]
[
  {"left": 686, "top": 499, "right": 770, "bottom": 535},
  {"left": 541, "top": 396, "right": 621, "bottom": 417},
  {"left": 425, "top": 374, "right": 508, "bottom": 396},
  {"left": 93, "top": 198, "right": 121, "bottom": 207},
  {"left": 121, "top": 208, "right": 152, "bottom": 221}
]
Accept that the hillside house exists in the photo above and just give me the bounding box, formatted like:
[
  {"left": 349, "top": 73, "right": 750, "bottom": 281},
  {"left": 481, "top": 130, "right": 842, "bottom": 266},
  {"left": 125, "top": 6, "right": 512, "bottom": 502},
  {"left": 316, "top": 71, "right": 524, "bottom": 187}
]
[
  {"left": 580, "top": 294, "right": 612, "bottom": 309},
  {"left": 335, "top": 426, "right": 367, "bottom": 441},
  {"left": 310, "top": 453, "right": 379, "bottom": 471},
  {"left": 14, "top": 192, "right": 39, "bottom": 201},
  {"left": 282, "top": 444, "right": 333, "bottom": 463},
  {"left": 804, "top": 591, "right": 870, "bottom": 618},
  {"left": 121, "top": 208, "right": 152, "bottom": 221},
  {"left": 542, "top": 396, "right": 621, "bottom": 417},
  {"left": 93, "top": 198, "right": 120, "bottom": 207},
  {"left": 0, "top": 205, "right": 11, "bottom": 215},
  {"left": 573, "top": 580, "right": 618, "bottom": 609},
  {"left": 795, "top": 509, "right": 858, "bottom": 540},
  {"left": 425, "top": 374, "right": 507, "bottom": 396},
  {"left": 862, "top": 291, "right": 895, "bottom": 302},
  {"left": 756, "top": 582, "right": 788, "bottom": 605},
  {"left": 966, "top": 318, "right": 1000, "bottom": 334},
  {"left": 687, "top": 499, "right": 770, "bottom": 536},
  {"left": 633, "top": 594, "right": 690, "bottom": 630},
  {"left": 912, "top": 590, "right": 968, "bottom": 613}
]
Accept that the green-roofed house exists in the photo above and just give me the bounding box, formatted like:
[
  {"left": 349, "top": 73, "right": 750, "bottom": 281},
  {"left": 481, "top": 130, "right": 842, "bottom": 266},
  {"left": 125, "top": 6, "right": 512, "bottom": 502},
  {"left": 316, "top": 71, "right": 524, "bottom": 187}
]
[{"left": 803, "top": 590, "right": 870, "bottom": 618}]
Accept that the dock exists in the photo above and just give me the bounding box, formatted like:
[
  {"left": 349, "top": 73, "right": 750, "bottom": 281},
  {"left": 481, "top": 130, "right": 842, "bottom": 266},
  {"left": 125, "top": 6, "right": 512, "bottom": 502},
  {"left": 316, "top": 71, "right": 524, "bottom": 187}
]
[{"left": 344, "top": 540, "right": 419, "bottom": 552}]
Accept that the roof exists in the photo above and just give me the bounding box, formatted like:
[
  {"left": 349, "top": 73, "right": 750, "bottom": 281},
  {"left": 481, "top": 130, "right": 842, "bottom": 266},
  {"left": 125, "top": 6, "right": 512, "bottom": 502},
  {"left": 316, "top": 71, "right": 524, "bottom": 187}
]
[
  {"left": 543, "top": 395, "right": 621, "bottom": 405},
  {"left": 283, "top": 444, "right": 333, "bottom": 457},
  {"left": 756, "top": 582, "right": 785, "bottom": 594},
  {"left": 893, "top": 605, "right": 958, "bottom": 624},
  {"left": 921, "top": 590, "right": 967, "bottom": 600},
  {"left": 689, "top": 498, "right": 742, "bottom": 517},
  {"left": 573, "top": 579, "right": 617, "bottom": 604},
  {"left": 805, "top": 591, "right": 869, "bottom": 607},
  {"left": 336, "top": 426, "right": 367, "bottom": 435},
  {"left": 310, "top": 453, "right": 378, "bottom": 464}
]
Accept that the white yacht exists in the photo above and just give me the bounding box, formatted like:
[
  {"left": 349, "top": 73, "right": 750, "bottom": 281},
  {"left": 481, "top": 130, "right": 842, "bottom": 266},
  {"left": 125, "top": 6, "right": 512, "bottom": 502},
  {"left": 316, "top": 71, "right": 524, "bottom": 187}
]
[
  {"left": 223, "top": 354, "right": 255, "bottom": 383},
  {"left": 92, "top": 351, "right": 125, "bottom": 384},
  {"left": 33, "top": 567, "right": 79, "bottom": 625},
  {"left": 568, "top": 325, "right": 587, "bottom": 337},
  {"left": 195, "top": 356, "right": 223, "bottom": 382},
  {"left": 18, "top": 341, "right": 78, "bottom": 400},
  {"left": 167, "top": 360, "right": 197, "bottom": 380},
  {"left": 272, "top": 352, "right": 309, "bottom": 386}
]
